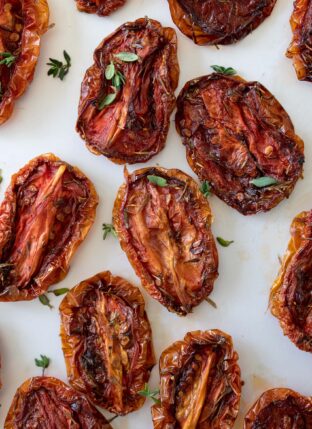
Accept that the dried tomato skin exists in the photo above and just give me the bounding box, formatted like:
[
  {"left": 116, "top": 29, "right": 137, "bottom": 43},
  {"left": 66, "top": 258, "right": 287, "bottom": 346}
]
[
  {"left": 167, "top": 0, "right": 277, "bottom": 45},
  {"left": 0, "top": 0, "right": 49, "bottom": 124},
  {"left": 4, "top": 376, "right": 112, "bottom": 428},
  {"left": 113, "top": 167, "right": 219, "bottom": 316},
  {"left": 244, "top": 388, "right": 312, "bottom": 428},
  {"left": 270, "top": 210, "right": 312, "bottom": 352},
  {"left": 59, "top": 271, "right": 155, "bottom": 415},
  {"left": 176, "top": 73, "right": 304, "bottom": 215},
  {"left": 75, "top": 0, "right": 126, "bottom": 16},
  {"left": 0, "top": 153, "right": 98, "bottom": 301},
  {"left": 287, "top": 0, "right": 312, "bottom": 82},
  {"left": 152, "top": 330, "right": 241, "bottom": 429},
  {"left": 76, "top": 17, "right": 179, "bottom": 165}
]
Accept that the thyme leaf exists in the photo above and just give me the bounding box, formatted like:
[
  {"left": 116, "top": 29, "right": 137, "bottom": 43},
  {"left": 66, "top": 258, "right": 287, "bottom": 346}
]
[
  {"left": 48, "top": 288, "right": 69, "bottom": 296},
  {"left": 39, "top": 294, "right": 53, "bottom": 309},
  {"left": 250, "top": 176, "right": 278, "bottom": 188},
  {"left": 147, "top": 175, "right": 167, "bottom": 187},
  {"left": 211, "top": 65, "right": 237, "bottom": 75},
  {"left": 217, "top": 237, "right": 234, "bottom": 247},
  {"left": 114, "top": 52, "right": 139, "bottom": 62},
  {"left": 98, "top": 92, "right": 117, "bottom": 109}
]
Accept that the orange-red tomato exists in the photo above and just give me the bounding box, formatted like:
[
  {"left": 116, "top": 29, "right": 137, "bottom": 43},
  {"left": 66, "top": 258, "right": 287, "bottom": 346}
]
[
  {"left": 270, "top": 209, "right": 312, "bottom": 352},
  {"left": 176, "top": 73, "right": 304, "bottom": 215},
  {"left": 0, "top": 153, "right": 98, "bottom": 301},
  {"left": 244, "top": 388, "right": 312, "bottom": 428},
  {"left": 0, "top": 0, "right": 49, "bottom": 124},
  {"left": 60, "top": 271, "right": 155, "bottom": 415},
  {"left": 76, "top": 17, "right": 179, "bottom": 164},
  {"left": 287, "top": 0, "right": 312, "bottom": 82},
  {"left": 113, "top": 167, "right": 219, "bottom": 316},
  {"left": 167, "top": 0, "right": 277, "bottom": 45},
  {"left": 152, "top": 330, "right": 241, "bottom": 428},
  {"left": 4, "top": 376, "right": 113, "bottom": 428},
  {"left": 74, "top": 0, "right": 126, "bottom": 15}
]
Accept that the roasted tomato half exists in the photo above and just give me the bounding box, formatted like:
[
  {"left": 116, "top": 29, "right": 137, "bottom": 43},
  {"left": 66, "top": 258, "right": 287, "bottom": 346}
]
[
  {"left": 0, "top": 153, "right": 98, "bottom": 301},
  {"left": 167, "top": 0, "right": 277, "bottom": 45},
  {"left": 152, "top": 330, "right": 241, "bottom": 429},
  {"left": 270, "top": 209, "right": 312, "bottom": 352},
  {"left": 60, "top": 271, "right": 155, "bottom": 415},
  {"left": 0, "top": 0, "right": 49, "bottom": 125},
  {"left": 176, "top": 73, "right": 305, "bottom": 215},
  {"left": 113, "top": 167, "right": 219, "bottom": 316},
  {"left": 287, "top": 0, "right": 312, "bottom": 82},
  {"left": 244, "top": 388, "right": 312, "bottom": 428},
  {"left": 4, "top": 376, "right": 112, "bottom": 428},
  {"left": 76, "top": 17, "right": 179, "bottom": 164},
  {"left": 74, "top": 0, "right": 126, "bottom": 16}
]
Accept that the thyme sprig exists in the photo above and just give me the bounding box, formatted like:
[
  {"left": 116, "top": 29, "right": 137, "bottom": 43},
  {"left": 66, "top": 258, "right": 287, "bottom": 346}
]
[
  {"left": 200, "top": 181, "right": 211, "bottom": 198},
  {"left": 211, "top": 65, "right": 237, "bottom": 76},
  {"left": 39, "top": 294, "right": 53, "bottom": 309},
  {"left": 0, "top": 52, "right": 16, "bottom": 67},
  {"left": 47, "top": 51, "right": 71, "bottom": 80},
  {"left": 138, "top": 384, "right": 160, "bottom": 404},
  {"left": 35, "top": 354, "right": 50, "bottom": 376},
  {"left": 103, "top": 223, "right": 117, "bottom": 240}
]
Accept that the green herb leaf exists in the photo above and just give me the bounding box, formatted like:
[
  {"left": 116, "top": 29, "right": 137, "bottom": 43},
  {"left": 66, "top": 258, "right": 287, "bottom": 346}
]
[
  {"left": 103, "top": 223, "right": 117, "bottom": 240},
  {"left": 105, "top": 62, "right": 115, "bottom": 80},
  {"left": 0, "top": 169, "right": 3, "bottom": 184},
  {"left": 114, "top": 52, "right": 139, "bottom": 62},
  {"left": 48, "top": 288, "right": 69, "bottom": 296},
  {"left": 39, "top": 294, "right": 53, "bottom": 309},
  {"left": 47, "top": 51, "right": 71, "bottom": 81},
  {"left": 211, "top": 65, "right": 237, "bottom": 76},
  {"left": 138, "top": 383, "right": 160, "bottom": 405},
  {"left": 147, "top": 175, "right": 167, "bottom": 187},
  {"left": 250, "top": 176, "right": 279, "bottom": 188},
  {"left": 205, "top": 297, "right": 217, "bottom": 309},
  {"left": 0, "top": 52, "right": 15, "bottom": 67},
  {"left": 35, "top": 354, "right": 50, "bottom": 376},
  {"left": 98, "top": 92, "right": 117, "bottom": 110},
  {"left": 200, "top": 181, "right": 211, "bottom": 198},
  {"left": 217, "top": 237, "right": 234, "bottom": 247}
]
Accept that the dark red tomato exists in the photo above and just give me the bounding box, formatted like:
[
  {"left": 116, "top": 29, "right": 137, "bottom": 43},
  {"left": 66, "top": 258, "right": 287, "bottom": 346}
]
[
  {"left": 75, "top": 0, "right": 126, "bottom": 16},
  {"left": 244, "top": 388, "right": 312, "bottom": 428},
  {"left": 113, "top": 167, "right": 218, "bottom": 316},
  {"left": 4, "top": 376, "right": 113, "bottom": 428},
  {"left": 167, "top": 0, "right": 277, "bottom": 45},
  {"left": 76, "top": 17, "right": 179, "bottom": 164},
  {"left": 176, "top": 73, "right": 304, "bottom": 215},
  {"left": 60, "top": 271, "right": 155, "bottom": 415},
  {"left": 152, "top": 330, "right": 241, "bottom": 428},
  {"left": 0, "top": 153, "right": 98, "bottom": 301},
  {"left": 287, "top": 0, "right": 312, "bottom": 82},
  {"left": 0, "top": 0, "right": 49, "bottom": 124},
  {"left": 270, "top": 209, "right": 312, "bottom": 352}
]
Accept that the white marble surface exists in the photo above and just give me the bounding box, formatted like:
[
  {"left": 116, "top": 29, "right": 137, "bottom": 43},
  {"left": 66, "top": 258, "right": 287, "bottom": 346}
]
[{"left": 0, "top": 0, "right": 311, "bottom": 427}]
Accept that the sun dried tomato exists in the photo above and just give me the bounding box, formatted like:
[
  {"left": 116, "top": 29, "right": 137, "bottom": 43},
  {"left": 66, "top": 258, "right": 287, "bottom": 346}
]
[
  {"left": 0, "top": 0, "right": 49, "bottom": 125},
  {"left": 113, "top": 167, "right": 218, "bottom": 316},
  {"left": 287, "top": 0, "right": 312, "bottom": 82},
  {"left": 4, "top": 376, "right": 113, "bottom": 428},
  {"left": 74, "top": 0, "right": 126, "bottom": 16},
  {"left": 59, "top": 271, "right": 155, "bottom": 415},
  {"left": 176, "top": 73, "right": 305, "bottom": 215},
  {"left": 76, "top": 17, "right": 179, "bottom": 164},
  {"left": 0, "top": 153, "right": 98, "bottom": 301},
  {"left": 244, "top": 388, "right": 312, "bottom": 428},
  {"left": 167, "top": 0, "right": 277, "bottom": 45},
  {"left": 270, "top": 209, "right": 312, "bottom": 352},
  {"left": 152, "top": 330, "right": 241, "bottom": 429}
]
